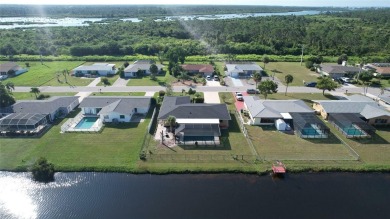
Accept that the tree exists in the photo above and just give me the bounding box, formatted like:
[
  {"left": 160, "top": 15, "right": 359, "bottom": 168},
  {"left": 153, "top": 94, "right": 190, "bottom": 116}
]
[
  {"left": 101, "top": 77, "right": 110, "bottom": 86},
  {"left": 149, "top": 63, "right": 158, "bottom": 80},
  {"left": 31, "top": 157, "right": 55, "bottom": 182},
  {"left": 166, "top": 115, "right": 176, "bottom": 133},
  {"left": 337, "top": 54, "right": 348, "bottom": 65},
  {"left": 0, "top": 82, "right": 16, "bottom": 107},
  {"left": 165, "top": 82, "right": 173, "bottom": 96},
  {"left": 5, "top": 82, "right": 15, "bottom": 93},
  {"left": 284, "top": 74, "right": 294, "bottom": 96},
  {"left": 123, "top": 61, "right": 130, "bottom": 68},
  {"left": 252, "top": 72, "right": 262, "bottom": 87},
  {"left": 257, "top": 80, "right": 278, "bottom": 100},
  {"left": 30, "top": 87, "right": 40, "bottom": 99},
  {"left": 262, "top": 55, "right": 270, "bottom": 69},
  {"left": 316, "top": 77, "right": 339, "bottom": 95},
  {"left": 359, "top": 71, "right": 373, "bottom": 95}
]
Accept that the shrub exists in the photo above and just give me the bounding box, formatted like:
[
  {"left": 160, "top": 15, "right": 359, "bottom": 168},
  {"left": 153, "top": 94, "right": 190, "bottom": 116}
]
[
  {"left": 193, "top": 97, "right": 204, "bottom": 103},
  {"left": 139, "top": 151, "right": 146, "bottom": 160},
  {"left": 37, "top": 94, "right": 50, "bottom": 100},
  {"left": 159, "top": 90, "right": 166, "bottom": 96},
  {"left": 31, "top": 157, "right": 55, "bottom": 182},
  {"left": 188, "top": 88, "right": 196, "bottom": 95},
  {"left": 101, "top": 77, "right": 110, "bottom": 86},
  {"left": 305, "top": 60, "right": 314, "bottom": 69}
]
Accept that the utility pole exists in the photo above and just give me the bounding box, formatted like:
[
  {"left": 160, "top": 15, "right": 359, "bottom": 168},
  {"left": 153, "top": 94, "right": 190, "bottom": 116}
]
[{"left": 300, "top": 44, "right": 304, "bottom": 66}]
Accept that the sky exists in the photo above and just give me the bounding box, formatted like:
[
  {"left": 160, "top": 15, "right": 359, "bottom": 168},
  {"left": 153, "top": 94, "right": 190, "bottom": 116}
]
[{"left": 1, "top": 0, "right": 389, "bottom": 7}]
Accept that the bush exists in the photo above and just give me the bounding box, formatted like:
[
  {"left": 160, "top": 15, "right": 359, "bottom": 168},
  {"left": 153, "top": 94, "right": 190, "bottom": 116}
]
[
  {"left": 139, "top": 151, "right": 146, "bottom": 160},
  {"left": 101, "top": 77, "right": 110, "bottom": 86},
  {"left": 193, "top": 97, "right": 204, "bottom": 103},
  {"left": 188, "top": 88, "right": 196, "bottom": 95},
  {"left": 159, "top": 90, "right": 166, "bottom": 96},
  {"left": 31, "top": 157, "right": 55, "bottom": 182},
  {"left": 305, "top": 60, "right": 314, "bottom": 69},
  {"left": 37, "top": 94, "right": 50, "bottom": 100},
  {"left": 220, "top": 80, "right": 226, "bottom": 86}
]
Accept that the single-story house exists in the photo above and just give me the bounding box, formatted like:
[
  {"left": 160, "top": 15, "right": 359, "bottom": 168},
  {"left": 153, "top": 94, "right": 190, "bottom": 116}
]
[
  {"left": 124, "top": 60, "right": 164, "bottom": 78},
  {"left": 318, "top": 64, "right": 360, "bottom": 79},
  {"left": 0, "top": 62, "right": 28, "bottom": 77},
  {"left": 225, "top": 63, "right": 263, "bottom": 78},
  {"left": 157, "top": 96, "right": 231, "bottom": 144},
  {"left": 365, "top": 63, "right": 390, "bottom": 77},
  {"left": 72, "top": 63, "right": 116, "bottom": 77},
  {"left": 181, "top": 64, "right": 214, "bottom": 77},
  {"left": 79, "top": 97, "right": 151, "bottom": 123},
  {"left": 313, "top": 95, "right": 390, "bottom": 126},
  {"left": 0, "top": 96, "right": 79, "bottom": 133},
  {"left": 243, "top": 96, "right": 313, "bottom": 125}
]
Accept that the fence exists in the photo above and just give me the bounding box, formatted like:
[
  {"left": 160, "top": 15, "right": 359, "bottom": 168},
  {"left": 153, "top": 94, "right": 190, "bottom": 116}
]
[
  {"left": 232, "top": 110, "right": 260, "bottom": 159},
  {"left": 140, "top": 107, "right": 158, "bottom": 155},
  {"left": 145, "top": 153, "right": 260, "bottom": 163},
  {"left": 60, "top": 112, "right": 84, "bottom": 133}
]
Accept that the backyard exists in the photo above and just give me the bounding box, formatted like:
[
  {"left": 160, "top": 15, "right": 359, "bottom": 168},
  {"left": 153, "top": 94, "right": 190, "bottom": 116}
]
[
  {"left": 264, "top": 62, "right": 320, "bottom": 86},
  {"left": 3, "top": 61, "right": 94, "bottom": 87}
]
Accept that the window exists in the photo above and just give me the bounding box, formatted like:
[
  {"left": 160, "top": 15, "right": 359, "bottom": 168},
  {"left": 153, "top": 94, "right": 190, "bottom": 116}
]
[
  {"left": 374, "top": 119, "right": 387, "bottom": 124},
  {"left": 120, "top": 115, "right": 125, "bottom": 119}
]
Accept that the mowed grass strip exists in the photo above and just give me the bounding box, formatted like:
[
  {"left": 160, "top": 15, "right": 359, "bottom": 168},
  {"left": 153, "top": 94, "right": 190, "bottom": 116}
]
[
  {"left": 264, "top": 62, "right": 320, "bottom": 86},
  {"left": 0, "top": 108, "right": 153, "bottom": 171},
  {"left": 91, "top": 92, "right": 146, "bottom": 96},
  {"left": 12, "top": 92, "right": 78, "bottom": 100},
  {"left": 246, "top": 125, "right": 355, "bottom": 161},
  {"left": 4, "top": 61, "right": 93, "bottom": 87}
]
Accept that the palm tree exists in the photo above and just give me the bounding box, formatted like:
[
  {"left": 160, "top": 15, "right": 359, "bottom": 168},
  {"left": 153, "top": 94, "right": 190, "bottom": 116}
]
[
  {"left": 166, "top": 116, "right": 176, "bottom": 133},
  {"left": 284, "top": 74, "right": 294, "bottom": 96},
  {"left": 30, "top": 87, "right": 40, "bottom": 99},
  {"left": 252, "top": 72, "right": 262, "bottom": 88},
  {"left": 5, "top": 82, "right": 14, "bottom": 93}
]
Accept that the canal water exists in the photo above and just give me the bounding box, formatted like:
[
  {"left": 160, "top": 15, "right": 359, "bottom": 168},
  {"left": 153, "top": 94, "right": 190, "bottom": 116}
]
[{"left": 1, "top": 172, "right": 389, "bottom": 219}]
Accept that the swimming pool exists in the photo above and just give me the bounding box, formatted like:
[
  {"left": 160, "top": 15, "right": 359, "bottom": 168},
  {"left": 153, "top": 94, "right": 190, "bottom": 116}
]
[
  {"left": 343, "top": 126, "right": 364, "bottom": 136},
  {"left": 301, "top": 128, "right": 321, "bottom": 135},
  {"left": 75, "top": 117, "right": 98, "bottom": 129}
]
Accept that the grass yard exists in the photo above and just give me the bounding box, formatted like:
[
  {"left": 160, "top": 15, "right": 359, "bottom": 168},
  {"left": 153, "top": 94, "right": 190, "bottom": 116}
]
[
  {"left": 246, "top": 125, "right": 356, "bottom": 161},
  {"left": 91, "top": 92, "right": 146, "bottom": 96},
  {"left": 0, "top": 109, "right": 153, "bottom": 172},
  {"left": 127, "top": 73, "right": 173, "bottom": 86},
  {"left": 4, "top": 61, "right": 94, "bottom": 87},
  {"left": 97, "top": 74, "right": 119, "bottom": 86},
  {"left": 265, "top": 92, "right": 338, "bottom": 106},
  {"left": 12, "top": 92, "right": 77, "bottom": 100},
  {"left": 264, "top": 62, "right": 320, "bottom": 86}
]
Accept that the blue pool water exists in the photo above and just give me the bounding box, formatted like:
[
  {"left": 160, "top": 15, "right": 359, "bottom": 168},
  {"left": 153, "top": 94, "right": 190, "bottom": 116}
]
[
  {"left": 343, "top": 126, "right": 364, "bottom": 136},
  {"left": 301, "top": 128, "right": 321, "bottom": 135},
  {"left": 75, "top": 117, "right": 98, "bottom": 129}
]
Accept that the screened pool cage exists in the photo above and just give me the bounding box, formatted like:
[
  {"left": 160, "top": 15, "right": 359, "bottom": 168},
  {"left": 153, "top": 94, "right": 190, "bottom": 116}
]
[
  {"left": 328, "top": 113, "right": 375, "bottom": 138},
  {"left": 291, "top": 113, "right": 329, "bottom": 138},
  {"left": 0, "top": 113, "right": 49, "bottom": 134}
]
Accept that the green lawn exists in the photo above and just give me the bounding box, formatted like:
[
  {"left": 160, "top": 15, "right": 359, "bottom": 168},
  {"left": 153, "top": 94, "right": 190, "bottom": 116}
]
[
  {"left": 265, "top": 92, "right": 338, "bottom": 106},
  {"left": 97, "top": 74, "right": 119, "bottom": 86},
  {"left": 4, "top": 61, "right": 94, "bottom": 87},
  {"left": 91, "top": 92, "right": 146, "bottom": 96},
  {"left": 264, "top": 62, "right": 320, "bottom": 86},
  {"left": 127, "top": 73, "right": 173, "bottom": 86},
  {"left": 12, "top": 92, "right": 77, "bottom": 100},
  {"left": 0, "top": 109, "right": 153, "bottom": 172}
]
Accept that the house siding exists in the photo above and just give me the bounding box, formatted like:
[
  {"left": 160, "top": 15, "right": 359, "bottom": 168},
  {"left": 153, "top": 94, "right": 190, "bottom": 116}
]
[
  {"left": 102, "top": 112, "right": 132, "bottom": 123},
  {"left": 368, "top": 116, "right": 390, "bottom": 126}
]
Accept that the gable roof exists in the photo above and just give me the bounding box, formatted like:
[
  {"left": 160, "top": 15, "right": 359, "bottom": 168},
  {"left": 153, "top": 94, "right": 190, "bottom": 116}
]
[
  {"left": 243, "top": 96, "right": 313, "bottom": 118},
  {"left": 1, "top": 96, "right": 79, "bottom": 115},
  {"left": 181, "top": 64, "right": 214, "bottom": 73},
  {"left": 157, "top": 96, "right": 231, "bottom": 120},
  {"left": 314, "top": 100, "right": 389, "bottom": 118},
  {"left": 124, "top": 61, "right": 164, "bottom": 72},
  {"left": 79, "top": 97, "right": 151, "bottom": 115},
  {"left": 321, "top": 65, "right": 360, "bottom": 74},
  {"left": 375, "top": 67, "right": 390, "bottom": 75},
  {"left": 73, "top": 63, "right": 115, "bottom": 72},
  {"left": 346, "top": 94, "right": 375, "bottom": 102},
  {"left": 226, "top": 63, "right": 263, "bottom": 73},
  {"left": 0, "top": 62, "right": 22, "bottom": 73}
]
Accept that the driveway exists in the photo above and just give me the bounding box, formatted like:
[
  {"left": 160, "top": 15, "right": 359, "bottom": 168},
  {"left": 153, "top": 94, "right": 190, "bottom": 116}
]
[
  {"left": 234, "top": 92, "right": 249, "bottom": 112},
  {"left": 204, "top": 92, "right": 220, "bottom": 103},
  {"left": 112, "top": 77, "right": 129, "bottom": 87},
  {"left": 87, "top": 77, "right": 101, "bottom": 87},
  {"left": 206, "top": 80, "right": 221, "bottom": 87}
]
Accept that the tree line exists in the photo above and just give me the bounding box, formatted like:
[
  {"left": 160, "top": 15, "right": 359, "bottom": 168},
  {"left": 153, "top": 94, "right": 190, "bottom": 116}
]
[{"left": 0, "top": 9, "right": 389, "bottom": 60}]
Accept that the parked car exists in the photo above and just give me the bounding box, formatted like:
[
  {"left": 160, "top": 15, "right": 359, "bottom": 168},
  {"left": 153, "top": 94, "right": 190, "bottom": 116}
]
[
  {"left": 235, "top": 92, "right": 243, "bottom": 101},
  {"left": 0, "top": 75, "right": 8, "bottom": 80},
  {"left": 246, "top": 89, "right": 260, "bottom": 94},
  {"left": 304, "top": 82, "right": 317, "bottom": 87},
  {"left": 213, "top": 75, "right": 219, "bottom": 81},
  {"left": 340, "top": 77, "right": 352, "bottom": 83},
  {"left": 206, "top": 76, "right": 211, "bottom": 80}
]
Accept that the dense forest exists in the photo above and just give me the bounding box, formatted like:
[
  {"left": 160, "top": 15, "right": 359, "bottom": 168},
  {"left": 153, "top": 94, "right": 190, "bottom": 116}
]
[
  {"left": 0, "top": 8, "right": 389, "bottom": 60},
  {"left": 0, "top": 5, "right": 339, "bottom": 18}
]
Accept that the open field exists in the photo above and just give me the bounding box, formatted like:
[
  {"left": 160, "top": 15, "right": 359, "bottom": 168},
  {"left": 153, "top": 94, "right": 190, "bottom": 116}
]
[
  {"left": 264, "top": 62, "right": 320, "bottom": 86},
  {"left": 12, "top": 92, "right": 78, "bottom": 100},
  {"left": 3, "top": 61, "right": 94, "bottom": 87}
]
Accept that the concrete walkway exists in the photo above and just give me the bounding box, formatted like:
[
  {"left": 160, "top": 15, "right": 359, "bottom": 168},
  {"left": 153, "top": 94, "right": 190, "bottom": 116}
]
[
  {"left": 76, "top": 77, "right": 100, "bottom": 102},
  {"left": 86, "top": 77, "right": 101, "bottom": 87},
  {"left": 204, "top": 92, "right": 221, "bottom": 103},
  {"left": 112, "top": 77, "right": 129, "bottom": 87},
  {"left": 145, "top": 92, "right": 155, "bottom": 97}
]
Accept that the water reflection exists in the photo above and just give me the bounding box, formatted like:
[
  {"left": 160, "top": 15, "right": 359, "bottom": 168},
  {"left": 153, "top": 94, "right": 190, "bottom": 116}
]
[{"left": 0, "top": 172, "right": 85, "bottom": 219}]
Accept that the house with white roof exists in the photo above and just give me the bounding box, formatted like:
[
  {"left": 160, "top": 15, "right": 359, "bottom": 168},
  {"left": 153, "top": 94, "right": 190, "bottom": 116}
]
[
  {"left": 225, "top": 63, "right": 263, "bottom": 78},
  {"left": 124, "top": 60, "right": 164, "bottom": 78},
  {"left": 79, "top": 97, "right": 151, "bottom": 123},
  {"left": 72, "top": 63, "right": 116, "bottom": 77},
  {"left": 313, "top": 94, "right": 390, "bottom": 126},
  {"left": 243, "top": 96, "right": 313, "bottom": 125}
]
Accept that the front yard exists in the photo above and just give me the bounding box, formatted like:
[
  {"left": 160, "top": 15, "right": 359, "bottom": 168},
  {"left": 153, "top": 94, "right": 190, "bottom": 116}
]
[{"left": 264, "top": 62, "right": 320, "bottom": 86}]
